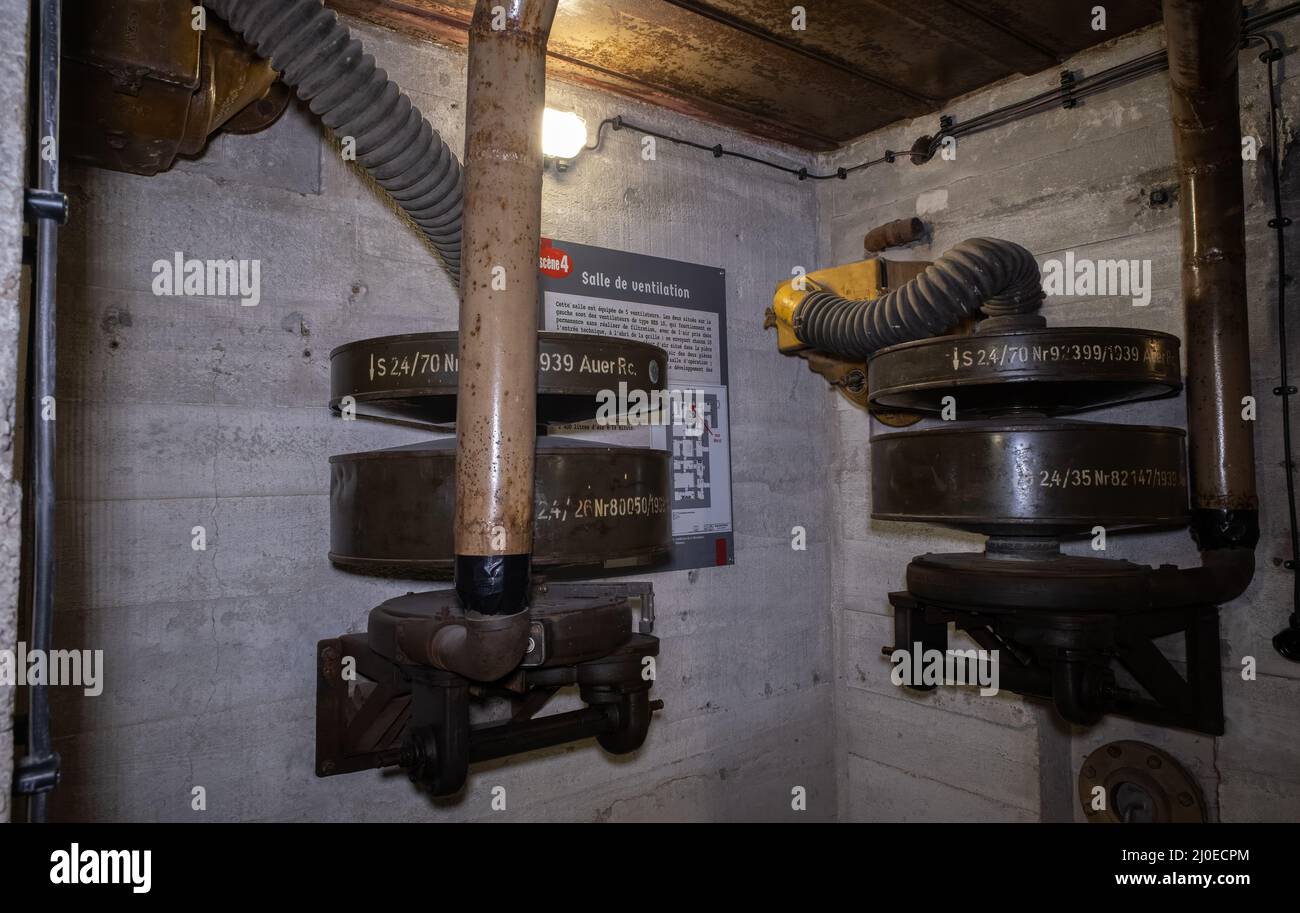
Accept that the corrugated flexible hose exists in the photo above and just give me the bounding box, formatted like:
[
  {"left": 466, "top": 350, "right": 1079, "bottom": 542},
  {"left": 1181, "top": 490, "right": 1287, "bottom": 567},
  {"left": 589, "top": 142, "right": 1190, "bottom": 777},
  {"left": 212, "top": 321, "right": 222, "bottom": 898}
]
[
  {"left": 794, "top": 238, "right": 1044, "bottom": 359},
  {"left": 208, "top": 0, "right": 464, "bottom": 282}
]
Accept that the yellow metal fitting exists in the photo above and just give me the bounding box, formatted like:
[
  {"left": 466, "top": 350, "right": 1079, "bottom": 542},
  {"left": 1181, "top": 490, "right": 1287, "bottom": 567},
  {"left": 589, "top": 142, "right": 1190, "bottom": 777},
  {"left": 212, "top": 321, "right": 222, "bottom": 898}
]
[
  {"left": 765, "top": 257, "right": 927, "bottom": 426},
  {"left": 768, "top": 258, "right": 886, "bottom": 354}
]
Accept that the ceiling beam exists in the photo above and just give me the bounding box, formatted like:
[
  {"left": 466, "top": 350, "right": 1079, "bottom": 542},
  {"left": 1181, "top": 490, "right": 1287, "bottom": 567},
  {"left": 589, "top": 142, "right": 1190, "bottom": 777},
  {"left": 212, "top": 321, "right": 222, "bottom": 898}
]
[
  {"left": 325, "top": 0, "right": 842, "bottom": 151},
  {"left": 937, "top": 0, "right": 1062, "bottom": 65},
  {"left": 658, "top": 0, "right": 939, "bottom": 106}
]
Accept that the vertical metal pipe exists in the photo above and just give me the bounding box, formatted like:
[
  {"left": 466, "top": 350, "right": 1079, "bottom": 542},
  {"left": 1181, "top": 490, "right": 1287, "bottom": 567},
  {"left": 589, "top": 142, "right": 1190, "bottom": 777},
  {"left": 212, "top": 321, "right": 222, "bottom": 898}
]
[
  {"left": 1163, "top": 0, "right": 1259, "bottom": 551},
  {"left": 24, "top": 0, "right": 63, "bottom": 822},
  {"left": 453, "top": 0, "right": 558, "bottom": 615}
]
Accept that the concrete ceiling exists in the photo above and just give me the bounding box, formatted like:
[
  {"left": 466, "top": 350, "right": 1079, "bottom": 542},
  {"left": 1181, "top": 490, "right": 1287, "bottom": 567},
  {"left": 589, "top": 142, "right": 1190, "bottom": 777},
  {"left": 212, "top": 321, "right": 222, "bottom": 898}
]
[{"left": 328, "top": 0, "right": 1165, "bottom": 151}]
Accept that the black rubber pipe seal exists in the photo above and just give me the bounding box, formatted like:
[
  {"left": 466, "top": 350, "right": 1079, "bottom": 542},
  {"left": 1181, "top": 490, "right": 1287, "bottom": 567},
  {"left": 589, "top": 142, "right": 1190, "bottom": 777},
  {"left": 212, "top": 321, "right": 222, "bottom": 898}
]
[
  {"left": 1191, "top": 508, "right": 1261, "bottom": 551},
  {"left": 454, "top": 554, "right": 531, "bottom": 616}
]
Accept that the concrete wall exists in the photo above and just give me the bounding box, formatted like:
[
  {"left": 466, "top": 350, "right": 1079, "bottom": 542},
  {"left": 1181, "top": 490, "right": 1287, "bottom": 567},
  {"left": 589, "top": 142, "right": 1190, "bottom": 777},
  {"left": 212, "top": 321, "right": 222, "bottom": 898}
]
[
  {"left": 0, "top": 0, "right": 30, "bottom": 824},
  {"left": 33, "top": 6, "right": 1300, "bottom": 823},
  {"left": 47, "top": 20, "right": 834, "bottom": 822},
  {"left": 818, "top": 8, "right": 1300, "bottom": 822}
]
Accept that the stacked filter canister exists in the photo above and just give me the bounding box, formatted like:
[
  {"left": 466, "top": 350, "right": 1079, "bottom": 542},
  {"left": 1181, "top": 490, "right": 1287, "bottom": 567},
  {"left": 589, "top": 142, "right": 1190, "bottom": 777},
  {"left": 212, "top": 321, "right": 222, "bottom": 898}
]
[
  {"left": 866, "top": 325, "right": 1189, "bottom": 537},
  {"left": 327, "top": 331, "right": 674, "bottom": 578}
]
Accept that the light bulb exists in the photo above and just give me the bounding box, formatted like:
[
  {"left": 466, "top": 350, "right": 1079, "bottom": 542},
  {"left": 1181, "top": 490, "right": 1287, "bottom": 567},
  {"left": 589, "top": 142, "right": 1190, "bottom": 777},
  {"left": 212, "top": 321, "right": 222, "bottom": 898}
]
[{"left": 542, "top": 108, "right": 588, "bottom": 161}]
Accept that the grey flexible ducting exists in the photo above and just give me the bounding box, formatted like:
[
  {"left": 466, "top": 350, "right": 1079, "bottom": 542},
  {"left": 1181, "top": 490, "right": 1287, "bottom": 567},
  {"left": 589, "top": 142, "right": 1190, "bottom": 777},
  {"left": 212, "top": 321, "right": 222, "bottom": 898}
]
[
  {"left": 207, "top": 0, "right": 464, "bottom": 282},
  {"left": 794, "top": 238, "right": 1044, "bottom": 359}
]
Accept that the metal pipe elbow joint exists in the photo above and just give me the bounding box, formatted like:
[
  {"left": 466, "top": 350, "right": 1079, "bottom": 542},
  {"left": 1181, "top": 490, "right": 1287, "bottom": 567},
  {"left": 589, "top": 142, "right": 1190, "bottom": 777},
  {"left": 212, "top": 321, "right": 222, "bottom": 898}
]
[
  {"left": 428, "top": 613, "right": 532, "bottom": 682},
  {"left": 397, "top": 611, "right": 532, "bottom": 682}
]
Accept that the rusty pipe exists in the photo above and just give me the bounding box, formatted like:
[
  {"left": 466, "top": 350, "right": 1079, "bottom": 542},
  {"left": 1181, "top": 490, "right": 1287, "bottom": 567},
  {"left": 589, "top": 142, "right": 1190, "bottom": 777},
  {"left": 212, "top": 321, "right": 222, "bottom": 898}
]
[
  {"left": 1140, "top": 0, "right": 1259, "bottom": 610},
  {"left": 1164, "top": 0, "right": 1259, "bottom": 552},
  {"left": 453, "top": 0, "right": 558, "bottom": 615},
  {"left": 1150, "top": 548, "right": 1256, "bottom": 607},
  {"left": 863, "top": 217, "right": 925, "bottom": 254}
]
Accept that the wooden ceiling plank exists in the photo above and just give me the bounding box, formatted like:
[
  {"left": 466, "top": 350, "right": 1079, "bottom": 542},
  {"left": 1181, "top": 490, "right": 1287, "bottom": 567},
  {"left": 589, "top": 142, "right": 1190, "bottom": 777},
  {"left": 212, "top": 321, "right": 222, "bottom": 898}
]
[
  {"left": 935, "top": 0, "right": 1063, "bottom": 64},
  {"left": 659, "top": 0, "right": 939, "bottom": 106},
  {"left": 324, "top": 0, "right": 1165, "bottom": 152},
  {"left": 327, "top": 0, "right": 842, "bottom": 151}
]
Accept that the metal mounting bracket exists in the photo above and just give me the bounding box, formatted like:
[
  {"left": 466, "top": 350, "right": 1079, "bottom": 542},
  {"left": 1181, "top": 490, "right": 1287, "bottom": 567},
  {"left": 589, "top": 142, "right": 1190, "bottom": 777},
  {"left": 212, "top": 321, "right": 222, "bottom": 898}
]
[{"left": 885, "top": 593, "right": 1225, "bottom": 735}]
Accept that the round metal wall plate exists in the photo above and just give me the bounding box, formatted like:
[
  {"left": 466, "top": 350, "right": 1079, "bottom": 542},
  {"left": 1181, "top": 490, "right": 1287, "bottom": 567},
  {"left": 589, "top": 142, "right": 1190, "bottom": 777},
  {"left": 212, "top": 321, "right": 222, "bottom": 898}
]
[
  {"left": 867, "top": 327, "right": 1181, "bottom": 416},
  {"left": 871, "top": 420, "right": 1188, "bottom": 536},
  {"left": 330, "top": 331, "right": 670, "bottom": 425},
  {"left": 330, "top": 437, "right": 671, "bottom": 577},
  {"left": 1078, "top": 740, "right": 1206, "bottom": 823}
]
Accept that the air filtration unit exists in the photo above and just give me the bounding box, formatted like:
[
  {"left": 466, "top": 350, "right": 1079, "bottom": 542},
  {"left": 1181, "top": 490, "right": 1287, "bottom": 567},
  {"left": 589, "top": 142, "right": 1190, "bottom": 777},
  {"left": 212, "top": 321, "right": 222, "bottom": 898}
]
[
  {"left": 310, "top": 0, "right": 670, "bottom": 796},
  {"left": 769, "top": 245, "right": 1229, "bottom": 731},
  {"left": 316, "top": 330, "right": 671, "bottom": 795},
  {"left": 327, "top": 332, "right": 672, "bottom": 577},
  {"left": 868, "top": 319, "right": 1226, "bottom": 732},
  {"left": 765, "top": 0, "right": 1258, "bottom": 735}
]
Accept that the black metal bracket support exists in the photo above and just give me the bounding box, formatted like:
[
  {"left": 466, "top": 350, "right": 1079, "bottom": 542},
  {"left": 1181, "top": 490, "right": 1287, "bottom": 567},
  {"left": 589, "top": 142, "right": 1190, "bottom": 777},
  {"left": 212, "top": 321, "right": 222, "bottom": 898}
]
[
  {"left": 885, "top": 593, "right": 1226, "bottom": 735},
  {"left": 12, "top": 752, "right": 61, "bottom": 797},
  {"left": 316, "top": 635, "right": 662, "bottom": 797},
  {"left": 316, "top": 582, "right": 663, "bottom": 798},
  {"left": 23, "top": 187, "right": 67, "bottom": 224}
]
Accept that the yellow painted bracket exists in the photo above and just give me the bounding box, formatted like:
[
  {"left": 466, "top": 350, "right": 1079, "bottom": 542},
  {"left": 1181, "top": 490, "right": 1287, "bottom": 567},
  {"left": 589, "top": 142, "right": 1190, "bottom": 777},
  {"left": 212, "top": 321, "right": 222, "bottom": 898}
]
[
  {"left": 767, "top": 258, "right": 886, "bottom": 354},
  {"left": 764, "top": 257, "right": 926, "bottom": 426}
]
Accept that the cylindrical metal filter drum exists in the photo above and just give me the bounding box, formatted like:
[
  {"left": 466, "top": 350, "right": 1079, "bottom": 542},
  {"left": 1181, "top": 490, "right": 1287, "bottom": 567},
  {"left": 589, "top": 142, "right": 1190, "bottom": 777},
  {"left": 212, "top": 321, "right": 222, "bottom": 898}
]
[
  {"left": 330, "top": 331, "right": 669, "bottom": 426},
  {"left": 330, "top": 437, "right": 671, "bottom": 577},
  {"left": 871, "top": 420, "right": 1188, "bottom": 536},
  {"left": 867, "top": 327, "right": 1182, "bottom": 417}
]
